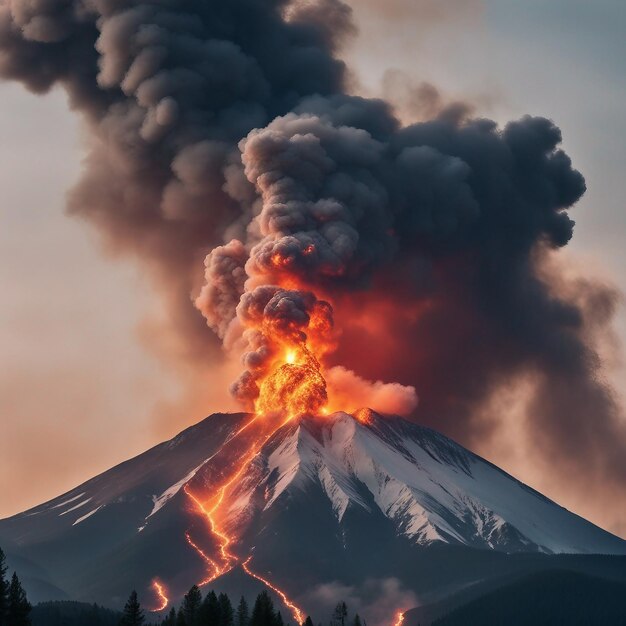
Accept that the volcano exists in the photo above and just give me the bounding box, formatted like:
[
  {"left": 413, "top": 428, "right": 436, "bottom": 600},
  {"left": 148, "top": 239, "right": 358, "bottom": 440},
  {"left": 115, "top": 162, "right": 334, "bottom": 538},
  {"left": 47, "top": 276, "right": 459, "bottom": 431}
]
[{"left": 2, "top": 410, "right": 625, "bottom": 623}]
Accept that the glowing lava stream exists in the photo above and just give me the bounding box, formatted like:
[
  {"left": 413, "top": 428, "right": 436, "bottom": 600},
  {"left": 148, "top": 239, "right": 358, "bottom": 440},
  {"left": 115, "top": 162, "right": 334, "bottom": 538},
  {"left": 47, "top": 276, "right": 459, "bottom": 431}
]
[
  {"left": 149, "top": 413, "right": 264, "bottom": 610},
  {"left": 157, "top": 407, "right": 404, "bottom": 624},
  {"left": 151, "top": 579, "right": 169, "bottom": 612},
  {"left": 392, "top": 611, "right": 405, "bottom": 626},
  {"left": 185, "top": 531, "right": 220, "bottom": 585},
  {"left": 242, "top": 557, "right": 305, "bottom": 624},
  {"left": 185, "top": 485, "right": 237, "bottom": 579},
  {"left": 184, "top": 411, "right": 305, "bottom": 623}
]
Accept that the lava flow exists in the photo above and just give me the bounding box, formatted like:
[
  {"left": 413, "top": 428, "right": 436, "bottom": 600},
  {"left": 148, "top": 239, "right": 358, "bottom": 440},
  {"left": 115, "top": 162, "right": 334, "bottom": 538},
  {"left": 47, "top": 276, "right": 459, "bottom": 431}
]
[
  {"left": 242, "top": 557, "right": 305, "bottom": 624},
  {"left": 180, "top": 344, "right": 326, "bottom": 623},
  {"left": 392, "top": 611, "right": 405, "bottom": 626},
  {"left": 150, "top": 579, "right": 169, "bottom": 612},
  {"left": 185, "top": 483, "right": 238, "bottom": 580},
  {"left": 184, "top": 531, "right": 220, "bottom": 585},
  {"left": 150, "top": 344, "right": 407, "bottom": 622}
]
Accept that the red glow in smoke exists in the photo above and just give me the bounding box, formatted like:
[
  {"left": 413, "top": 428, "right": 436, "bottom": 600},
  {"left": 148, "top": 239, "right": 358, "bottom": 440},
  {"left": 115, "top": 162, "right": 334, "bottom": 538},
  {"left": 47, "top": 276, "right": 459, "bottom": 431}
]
[
  {"left": 148, "top": 319, "right": 412, "bottom": 622},
  {"left": 392, "top": 611, "right": 405, "bottom": 626}
]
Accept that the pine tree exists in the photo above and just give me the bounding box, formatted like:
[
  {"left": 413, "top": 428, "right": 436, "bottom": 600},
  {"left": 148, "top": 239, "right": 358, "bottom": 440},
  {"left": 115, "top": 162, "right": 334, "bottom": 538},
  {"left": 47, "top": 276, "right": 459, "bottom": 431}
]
[
  {"left": 236, "top": 596, "right": 250, "bottom": 626},
  {"left": 0, "top": 548, "right": 8, "bottom": 626},
  {"left": 163, "top": 607, "right": 177, "bottom": 626},
  {"left": 200, "top": 589, "right": 221, "bottom": 626},
  {"left": 7, "top": 572, "right": 31, "bottom": 626},
  {"left": 119, "top": 590, "right": 145, "bottom": 626},
  {"left": 89, "top": 602, "right": 103, "bottom": 626},
  {"left": 352, "top": 615, "right": 362, "bottom": 626},
  {"left": 274, "top": 611, "right": 284, "bottom": 626},
  {"left": 332, "top": 602, "right": 347, "bottom": 626},
  {"left": 250, "top": 591, "right": 276, "bottom": 626},
  {"left": 303, "top": 617, "right": 314, "bottom": 626},
  {"left": 218, "top": 593, "right": 234, "bottom": 626},
  {"left": 183, "top": 585, "right": 203, "bottom": 626},
  {"left": 177, "top": 608, "right": 187, "bottom": 626}
]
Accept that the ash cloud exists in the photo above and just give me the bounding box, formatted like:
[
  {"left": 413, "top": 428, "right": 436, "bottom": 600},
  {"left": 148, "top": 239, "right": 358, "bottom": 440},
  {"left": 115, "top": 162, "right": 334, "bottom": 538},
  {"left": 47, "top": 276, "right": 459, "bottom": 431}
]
[{"left": 2, "top": 0, "right": 625, "bottom": 530}]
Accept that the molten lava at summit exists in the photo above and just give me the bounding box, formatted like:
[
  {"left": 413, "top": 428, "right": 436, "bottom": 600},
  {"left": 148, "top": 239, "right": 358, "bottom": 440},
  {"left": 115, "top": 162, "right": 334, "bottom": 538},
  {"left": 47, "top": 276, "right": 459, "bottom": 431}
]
[{"left": 256, "top": 346, "right": 328, "bottom": 418}]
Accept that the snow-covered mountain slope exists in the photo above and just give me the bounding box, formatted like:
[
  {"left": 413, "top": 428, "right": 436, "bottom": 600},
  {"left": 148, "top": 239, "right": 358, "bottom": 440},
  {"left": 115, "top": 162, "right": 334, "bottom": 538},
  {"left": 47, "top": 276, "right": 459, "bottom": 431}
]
[
  {"left": 0, "top": 412, "right": 252, "bottom": 543},
  {"left": 222, "top": 410, "right": 626, "bottom": 555},
  {"left": 1, "top": 410, "right": 624, "bottom": 612}
]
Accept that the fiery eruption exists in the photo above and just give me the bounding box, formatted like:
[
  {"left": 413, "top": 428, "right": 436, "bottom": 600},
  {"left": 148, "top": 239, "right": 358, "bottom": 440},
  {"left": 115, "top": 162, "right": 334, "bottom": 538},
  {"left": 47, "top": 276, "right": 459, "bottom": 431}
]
[
  {"left": 4, "top": 0, "right": 624, "bottom": 617},
  {"left": 256, "top": 346, "right": 327, "bottom": 417}
]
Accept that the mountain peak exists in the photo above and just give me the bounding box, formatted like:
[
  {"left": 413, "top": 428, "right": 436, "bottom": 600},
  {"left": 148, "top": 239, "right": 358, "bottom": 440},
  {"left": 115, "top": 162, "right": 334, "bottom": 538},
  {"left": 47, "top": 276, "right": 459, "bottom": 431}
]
[
  {"left": 221, "top": 409, "right": 625, "bottom": 556},
  {"left": 1, "top": 410, "right": 625, "bottom": 612}
]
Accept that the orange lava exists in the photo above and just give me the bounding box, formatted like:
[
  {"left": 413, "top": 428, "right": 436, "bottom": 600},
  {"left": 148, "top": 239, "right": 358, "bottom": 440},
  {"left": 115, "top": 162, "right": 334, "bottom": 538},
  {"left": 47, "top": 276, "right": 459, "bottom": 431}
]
[
  {"left": 353, "top": 408, "right": 374, "bottom": 424},
  {"left": 174, "top": 413, "right": 264, "bottom": 584},
  {"left": 185, "top": 484, "right": 238, "bottom": 579},
  {"left": 256, "top": 346, "right": 327, "bottom": 417},
  {"left": 181, "top": 410, "right": 307, "bottom": 623},
  {"left": 150, "top": 579, "right": 169, "bottom": 612},
  {"left": 185, "top": 531, "right": 221, "bottom": 584},
  {"left": 162, "top": 339, "right": 333, "bottom": 621},
  {"left": 392, "top": 611, "right": 405, "bottom": 626},
  {"left": 242, "top": 556, "right": 305, "bottom": 624},
  {"left": 184, "top": 411, "right": 292, "bottom": 574}
]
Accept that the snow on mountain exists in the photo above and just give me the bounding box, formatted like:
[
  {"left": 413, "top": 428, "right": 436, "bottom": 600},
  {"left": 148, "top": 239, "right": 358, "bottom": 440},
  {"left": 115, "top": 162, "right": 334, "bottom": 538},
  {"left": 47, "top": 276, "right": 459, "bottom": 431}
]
[
  {"left": 1, "top": 409, "right": 625, "bottom": 611},
  {"left": 223, "top": 410, "right": 626, "bottom": 556}
]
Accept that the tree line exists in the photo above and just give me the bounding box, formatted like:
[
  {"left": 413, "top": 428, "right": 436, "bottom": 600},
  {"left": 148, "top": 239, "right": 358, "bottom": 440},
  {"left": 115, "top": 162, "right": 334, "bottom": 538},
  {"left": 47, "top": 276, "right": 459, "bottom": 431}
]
[
  {"left": 0, "top": 547, "right": 32, "bottom": 626},
  {"left": 1, "top": 545, "right": 365, "bottom": 626},
  {"left": 120, "top": 584, "right": 365, "bottom": 626}
]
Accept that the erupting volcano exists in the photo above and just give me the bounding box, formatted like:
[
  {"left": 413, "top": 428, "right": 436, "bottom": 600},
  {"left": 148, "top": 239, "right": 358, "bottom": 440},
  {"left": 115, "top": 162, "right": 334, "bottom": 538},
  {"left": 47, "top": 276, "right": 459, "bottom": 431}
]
[
  {"left": 3, "top": 409, "right": 625, "bottom": 626},
  {"left": 256, "top": 347, "right": 328, "bottom": 418},
  {"left": 3, "top": 0, "right": 626, "bottom": 622},
  {"left": 174, "top": 352, "right": 334, "bottom": 624},
  {"left": 170, "top": 291, "right": 398, "bottom": 623}
]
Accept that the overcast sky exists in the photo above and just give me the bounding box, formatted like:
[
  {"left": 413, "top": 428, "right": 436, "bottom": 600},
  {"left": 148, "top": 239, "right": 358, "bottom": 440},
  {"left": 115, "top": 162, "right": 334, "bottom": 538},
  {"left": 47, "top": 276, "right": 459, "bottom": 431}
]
[{"left": 1, "top": 0, "right": 625, "bottom": 535}]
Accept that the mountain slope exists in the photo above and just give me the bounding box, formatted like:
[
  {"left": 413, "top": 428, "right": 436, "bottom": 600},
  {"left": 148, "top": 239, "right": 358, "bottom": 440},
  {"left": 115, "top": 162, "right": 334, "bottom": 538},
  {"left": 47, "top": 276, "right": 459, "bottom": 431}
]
[
  {"left": 221, "top": 410, "right": 625, "bottom": 555},
  {"left": 1, "top": 410, "right": 625, "bottom": 620}
]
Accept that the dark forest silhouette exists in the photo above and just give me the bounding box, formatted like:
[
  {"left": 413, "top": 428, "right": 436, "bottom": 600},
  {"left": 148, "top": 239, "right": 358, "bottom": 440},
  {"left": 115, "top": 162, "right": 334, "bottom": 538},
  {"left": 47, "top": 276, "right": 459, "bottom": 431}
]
[
  {"left": 0, "top": 547, "right": 31, "bottom": 626},
  {"left": 4, "top": 543, "right": 626, "bottom": 626},
  {"left": 2, "top": 543, "right": 364, "bottom": 626}
]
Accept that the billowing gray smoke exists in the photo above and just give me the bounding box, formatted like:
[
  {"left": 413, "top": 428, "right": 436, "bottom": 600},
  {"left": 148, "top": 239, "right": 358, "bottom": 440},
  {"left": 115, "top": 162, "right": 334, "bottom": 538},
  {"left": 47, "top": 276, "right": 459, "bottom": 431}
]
[{"left": 2, "top": 0, "right": 624, "bottom": 529}]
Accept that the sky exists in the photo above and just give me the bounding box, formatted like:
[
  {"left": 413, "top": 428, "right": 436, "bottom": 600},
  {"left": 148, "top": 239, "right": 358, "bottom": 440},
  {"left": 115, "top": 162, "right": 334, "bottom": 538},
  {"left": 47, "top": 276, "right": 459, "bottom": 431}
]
[{"left": 1, "top": 0, "right": 625, "bottom": 536}]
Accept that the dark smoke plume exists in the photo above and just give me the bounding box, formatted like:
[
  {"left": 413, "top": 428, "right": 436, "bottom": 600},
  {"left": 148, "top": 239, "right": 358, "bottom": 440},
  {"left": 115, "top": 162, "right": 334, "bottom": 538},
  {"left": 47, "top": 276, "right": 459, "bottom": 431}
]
[{"left": 2, "top": 0, "right": 625, "bottom": 528}]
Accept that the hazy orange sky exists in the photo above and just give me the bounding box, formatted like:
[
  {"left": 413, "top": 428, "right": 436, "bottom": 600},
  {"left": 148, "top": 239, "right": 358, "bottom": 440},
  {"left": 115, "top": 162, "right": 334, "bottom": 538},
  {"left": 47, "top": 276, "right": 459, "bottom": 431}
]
[{"left": 1, "top": 0, "right": 625, "bottom": 537}]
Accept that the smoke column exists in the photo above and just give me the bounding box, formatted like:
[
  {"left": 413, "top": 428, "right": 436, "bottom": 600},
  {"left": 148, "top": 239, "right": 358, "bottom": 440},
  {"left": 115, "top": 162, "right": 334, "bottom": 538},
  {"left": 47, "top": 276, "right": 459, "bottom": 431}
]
[{"left": 1, "top": 0, "right": 625, "bottom": 527}]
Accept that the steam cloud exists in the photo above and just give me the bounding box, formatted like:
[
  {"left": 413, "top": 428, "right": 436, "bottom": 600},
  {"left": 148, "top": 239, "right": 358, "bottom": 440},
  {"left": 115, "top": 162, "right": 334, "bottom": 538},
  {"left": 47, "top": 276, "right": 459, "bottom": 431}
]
[
  {"left": 302, "top": 577, "right": 419, "bottom": 626},
  {"left": 2, "top": 0, "right": 624, "bottom": 526}
]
